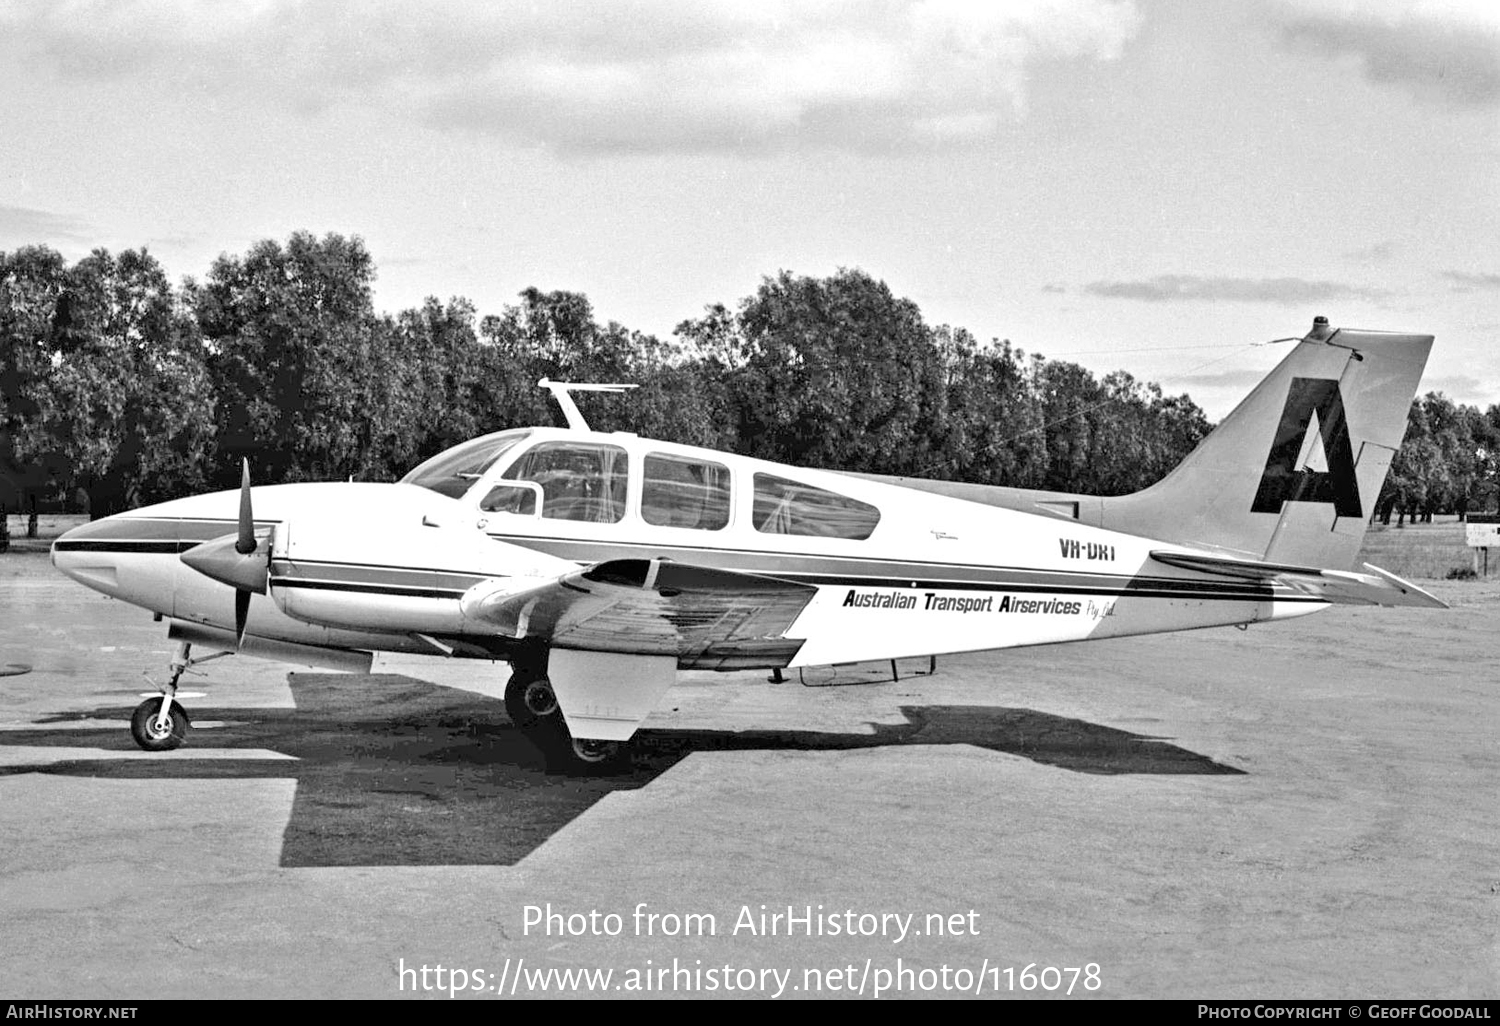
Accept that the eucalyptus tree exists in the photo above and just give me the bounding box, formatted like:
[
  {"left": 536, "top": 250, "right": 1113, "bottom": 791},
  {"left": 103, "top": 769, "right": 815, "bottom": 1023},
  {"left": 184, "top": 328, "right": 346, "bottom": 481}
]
[{"left": 2, "top": 245, "right": 214, "bottom": 515}]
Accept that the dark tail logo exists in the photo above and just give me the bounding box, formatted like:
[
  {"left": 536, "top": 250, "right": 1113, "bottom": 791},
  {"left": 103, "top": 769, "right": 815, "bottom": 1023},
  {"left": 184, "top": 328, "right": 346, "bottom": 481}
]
[{"left": 1251, "top": 377, "right": 1361, "bottom": 517}]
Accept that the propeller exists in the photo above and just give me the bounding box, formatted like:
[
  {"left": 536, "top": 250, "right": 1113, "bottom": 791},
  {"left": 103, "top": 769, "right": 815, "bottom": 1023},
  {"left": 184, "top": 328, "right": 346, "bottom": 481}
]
[
  {"left": 236, "top": 459, "right": 256, "bottom": 556},
  {"left": 231, "top": 460, "right": 257, "bottom": 643},
  {"left": 180, "top": 458, "right": 270, "bottom": 647}
]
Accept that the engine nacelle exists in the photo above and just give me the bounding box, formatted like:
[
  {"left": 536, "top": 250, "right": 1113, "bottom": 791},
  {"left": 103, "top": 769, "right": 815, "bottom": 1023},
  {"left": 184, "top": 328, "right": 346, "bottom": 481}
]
[{"left": 262, "top": 486, "right": 574, "bottom": 636}]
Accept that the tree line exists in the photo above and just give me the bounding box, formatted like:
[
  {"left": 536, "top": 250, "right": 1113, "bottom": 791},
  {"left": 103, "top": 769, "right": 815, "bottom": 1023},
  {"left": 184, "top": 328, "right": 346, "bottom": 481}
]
[
  {"left": 1, "top": 232, "right": 1494, "bottom": 523},
  {"left": 1383, "top": 392, "right": 1500, "bottom": 525}
]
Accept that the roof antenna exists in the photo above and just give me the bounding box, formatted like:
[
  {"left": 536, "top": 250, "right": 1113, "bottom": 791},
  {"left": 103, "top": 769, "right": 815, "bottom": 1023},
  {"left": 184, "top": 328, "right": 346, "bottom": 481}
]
[{"left": 537, "top": 379, "right": 638, "bottom": 432}]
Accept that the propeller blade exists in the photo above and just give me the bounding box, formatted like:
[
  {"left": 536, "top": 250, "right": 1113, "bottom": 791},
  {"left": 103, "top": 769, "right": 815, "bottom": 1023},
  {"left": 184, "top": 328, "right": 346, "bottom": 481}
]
[
  {"left": 235, "top": 459, "right": 256, "bottom": 555},
  {"left": 235, "top": 587, "right": 251, "bottom": 646}
]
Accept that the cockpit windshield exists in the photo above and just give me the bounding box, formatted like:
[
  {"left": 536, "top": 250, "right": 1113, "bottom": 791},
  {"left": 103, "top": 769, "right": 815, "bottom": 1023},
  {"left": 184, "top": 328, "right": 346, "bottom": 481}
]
[{"left": 399, "top": 430, "right": 532, "bottom": 498}]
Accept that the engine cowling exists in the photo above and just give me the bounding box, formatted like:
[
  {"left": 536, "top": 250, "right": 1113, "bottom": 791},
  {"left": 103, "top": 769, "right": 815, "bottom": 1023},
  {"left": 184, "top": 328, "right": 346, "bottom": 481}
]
[{"left": 264, "top": 489, "right": 574, "bottom": 637}]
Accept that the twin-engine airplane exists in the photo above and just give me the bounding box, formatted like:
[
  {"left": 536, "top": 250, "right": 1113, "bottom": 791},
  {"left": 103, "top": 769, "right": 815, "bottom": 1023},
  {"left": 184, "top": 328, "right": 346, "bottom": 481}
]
[{"left": 52, "top": 317, "right": 1443, "bottom": 771}]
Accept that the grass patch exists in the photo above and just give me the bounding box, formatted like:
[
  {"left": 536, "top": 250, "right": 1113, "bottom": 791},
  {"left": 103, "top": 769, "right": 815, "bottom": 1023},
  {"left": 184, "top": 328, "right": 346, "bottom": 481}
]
[
  {"left": 1, "top": 513, "right": 89, "bottom": 553},
  {"left": 1358, "top": 516, "right": 1484, "bottom": 581}
]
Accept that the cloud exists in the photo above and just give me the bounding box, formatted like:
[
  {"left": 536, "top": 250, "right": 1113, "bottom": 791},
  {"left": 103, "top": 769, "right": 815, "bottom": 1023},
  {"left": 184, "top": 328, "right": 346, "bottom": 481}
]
[
  {"left": 1274, "top": 0, "right": 1500, "bottom": 107},
  {"left": 0, "top": 204, "right": 93, "bottom": 243},
  {"left": 1418, "top": 373, "right": 1493, "bottom": 405},
  {"left": 1, "top": 0, "right": 1143, "bottom": 154},
  {"left": 140, "top": 231, "right": 206, "bottom": 249},
  {"left": 1160, "top": 368, "right": 1274, "bottom": 391},
  {"left": 1440, "top": 270, "right": 1500, "bottom": 291},
  {"left": 1342, "top": 241, "right": 1393, "bottom": 265},
  {"left": 1082, "top": 274, "right": 1390, "bottom": 304}
]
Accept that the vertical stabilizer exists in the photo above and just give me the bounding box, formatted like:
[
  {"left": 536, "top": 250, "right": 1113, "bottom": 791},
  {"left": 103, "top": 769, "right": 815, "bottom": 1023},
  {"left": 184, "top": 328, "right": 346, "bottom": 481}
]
[{"left": 1100, "top": 319, "right": 1432, "bottom": 568}]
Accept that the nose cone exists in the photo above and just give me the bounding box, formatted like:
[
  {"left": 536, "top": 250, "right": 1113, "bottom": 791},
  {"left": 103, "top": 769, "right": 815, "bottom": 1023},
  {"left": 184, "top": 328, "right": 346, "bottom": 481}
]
[{"left": 52, "top": 516, "right": 119, "bottom": 590}]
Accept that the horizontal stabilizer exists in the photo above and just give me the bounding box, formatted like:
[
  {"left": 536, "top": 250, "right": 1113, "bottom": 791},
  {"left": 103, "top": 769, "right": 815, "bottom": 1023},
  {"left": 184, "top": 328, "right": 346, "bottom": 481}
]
[
  {"left": 1149, "top": 550, "right": 1447, "bottom": 609},
  {"left": 460, "top": 558, "right": 818, "bottom": 658}
]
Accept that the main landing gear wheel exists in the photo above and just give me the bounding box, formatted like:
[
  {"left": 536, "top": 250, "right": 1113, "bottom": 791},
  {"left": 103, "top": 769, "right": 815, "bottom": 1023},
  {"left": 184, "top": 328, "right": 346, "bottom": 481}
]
[
  {"left": 504, "top": 671, "right": 627, "bottom": 774},
  {"left": 561, "top": 736, "right": 624, "bottom": 770},
  {"left": 504, "top": 673, "right": 561, "bottom": 732},
  {"left": 130, "top": 697, "right": 190, "bottom": 751}
]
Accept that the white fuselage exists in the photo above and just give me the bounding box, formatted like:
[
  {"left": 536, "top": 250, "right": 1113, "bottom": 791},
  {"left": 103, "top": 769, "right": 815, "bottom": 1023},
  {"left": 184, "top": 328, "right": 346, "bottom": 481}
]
[{"left": 52, "top": 427, "right": 1326, "bottom": 672}]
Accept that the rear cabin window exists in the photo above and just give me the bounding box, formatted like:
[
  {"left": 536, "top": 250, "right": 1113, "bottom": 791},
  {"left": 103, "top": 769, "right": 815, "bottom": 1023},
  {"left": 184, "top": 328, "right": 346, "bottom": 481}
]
[
  {"left": 642, "top": 453, "right": 731, "bottom": 530},
  {"left": 751, "top": 474, "right": 881, "bottom": 540},
  {"left": 501, "top": 442, "right": 629, "bottom": 523}
]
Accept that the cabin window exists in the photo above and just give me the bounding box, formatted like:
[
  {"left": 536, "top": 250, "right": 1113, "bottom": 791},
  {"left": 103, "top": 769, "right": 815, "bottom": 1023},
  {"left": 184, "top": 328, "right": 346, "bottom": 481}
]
[
  {"left": 501, "top": 441, "right": 629, "bottom": 523},
  {"left": 478, "top": 482, "right": 540, "bottom": 516},
  {"left": 642, "top": 453, "right": 731, "bottom": 530},
  {"left": 751, "top": 474, "right": 881, "bottom": 540},
  {"left": 400, "top": 430, "right": 532, "bottom": 499}
]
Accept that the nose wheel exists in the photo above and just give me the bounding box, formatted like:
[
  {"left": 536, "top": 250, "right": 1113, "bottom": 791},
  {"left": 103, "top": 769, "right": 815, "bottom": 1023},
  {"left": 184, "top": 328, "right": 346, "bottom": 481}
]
[
  {"left": 128, "top": 640, "right": 231, "bottom": 752},
  {"left": 130, "top": 697, "right": 190, "bottom": 751}
]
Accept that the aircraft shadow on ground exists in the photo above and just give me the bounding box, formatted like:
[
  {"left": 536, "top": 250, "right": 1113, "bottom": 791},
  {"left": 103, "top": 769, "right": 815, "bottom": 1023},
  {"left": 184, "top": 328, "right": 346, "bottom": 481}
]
[{"left": 3, "top": 673, "right": 1242, "bottom": 867}]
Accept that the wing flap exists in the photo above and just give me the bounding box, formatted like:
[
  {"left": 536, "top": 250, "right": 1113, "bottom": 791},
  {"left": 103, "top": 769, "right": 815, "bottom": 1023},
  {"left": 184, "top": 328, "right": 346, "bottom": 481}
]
[
  {"left": 1149, "top": 550, "right": 1447, "bottom": 609},
  {"left": 460, "top": 558, "right": 819, "bottom": 657}
]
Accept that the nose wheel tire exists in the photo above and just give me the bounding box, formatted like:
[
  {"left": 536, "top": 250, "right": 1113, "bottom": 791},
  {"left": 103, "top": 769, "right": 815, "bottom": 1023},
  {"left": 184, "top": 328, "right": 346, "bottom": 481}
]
[{"left": 130, "top": 697, "right": 190, "bottom": 752}]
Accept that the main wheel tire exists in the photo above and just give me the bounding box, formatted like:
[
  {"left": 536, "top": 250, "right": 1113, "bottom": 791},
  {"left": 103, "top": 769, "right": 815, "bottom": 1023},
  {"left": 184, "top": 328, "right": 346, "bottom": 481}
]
[
  {"left": 504, "top": 673, "right": 560, "bottom": 731},
  {"left": 130, "top": 697, "right": 189, "bottom": 752},
  {"left": 544, "top": 734, "right": 627, "bottom": 775},
  {"left": 504, "top": 672, "right": 629, "bottom": 774}
]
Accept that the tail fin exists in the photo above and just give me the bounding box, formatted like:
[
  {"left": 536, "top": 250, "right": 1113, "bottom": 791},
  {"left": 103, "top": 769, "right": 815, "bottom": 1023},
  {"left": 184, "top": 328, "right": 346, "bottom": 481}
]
[{"left": 1102, "top": 318, "right": 1433, "bottom": 568}]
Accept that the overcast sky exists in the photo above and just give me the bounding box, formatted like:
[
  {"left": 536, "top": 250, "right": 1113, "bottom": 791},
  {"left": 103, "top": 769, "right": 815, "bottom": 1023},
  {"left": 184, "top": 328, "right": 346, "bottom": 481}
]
[{"left": 1, "top": 0, "right": 1495, "bottom": 419}]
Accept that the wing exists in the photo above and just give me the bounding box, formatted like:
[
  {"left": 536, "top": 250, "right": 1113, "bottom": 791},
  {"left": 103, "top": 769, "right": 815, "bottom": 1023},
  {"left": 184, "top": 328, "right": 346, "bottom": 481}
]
[
  {"left": 1149, "top": 550, "right": 1447, "bottom": 609},
  {"left": 458, "top": 558, "right": 819, "bottom": 660}
]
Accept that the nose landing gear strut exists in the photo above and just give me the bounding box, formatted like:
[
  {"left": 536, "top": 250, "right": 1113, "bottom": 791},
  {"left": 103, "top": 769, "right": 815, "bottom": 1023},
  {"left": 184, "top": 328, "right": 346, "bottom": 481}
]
[{"left": 129, "top": 641, "right": 230, "bottom": 752}]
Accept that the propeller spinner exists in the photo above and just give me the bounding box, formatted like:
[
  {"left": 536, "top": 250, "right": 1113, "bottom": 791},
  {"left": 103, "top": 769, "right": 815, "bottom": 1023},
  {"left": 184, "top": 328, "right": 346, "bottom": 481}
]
[{"left": 179, "top": 459, "right": 271, "bottom": 644}]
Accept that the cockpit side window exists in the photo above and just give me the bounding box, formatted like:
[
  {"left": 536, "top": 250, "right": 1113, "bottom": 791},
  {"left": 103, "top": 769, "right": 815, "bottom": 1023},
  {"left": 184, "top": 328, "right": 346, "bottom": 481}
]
[
  {"left": 400, "top": 430, "right": 532, "bottom": 499},
  {"left": 642, "top": 453, "right": 730, "bottom": 530},
  {"left": 478, "top": 482, "right": 540, "bottom": 516},
  {"left": 502, "top": 442, "right": 630, "bottom": 523},
  {"left": 751, "top": 473, "right": 881, "bottom": 540}
]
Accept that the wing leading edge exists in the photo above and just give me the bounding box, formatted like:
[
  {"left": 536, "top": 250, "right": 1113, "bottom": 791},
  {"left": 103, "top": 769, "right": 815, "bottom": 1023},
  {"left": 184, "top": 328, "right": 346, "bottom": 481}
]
[
  {"left": 459, "top": 558, "right": 819, "bottom": 660},
  {"left": 1149, "top": 550, "right": 1447, "bottom": 609}
]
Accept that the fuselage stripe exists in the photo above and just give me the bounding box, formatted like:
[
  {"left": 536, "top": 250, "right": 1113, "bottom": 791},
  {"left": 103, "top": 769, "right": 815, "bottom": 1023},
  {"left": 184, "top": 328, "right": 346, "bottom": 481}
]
[
  {"left": 52, "top": 540, "right": 193, "bottom": 554},
  {"left": 263, "top": 564, "right": 1310, "bottom": 605},
  {"left": 269, "top": 578, "right": 466, "bottom": 601},
  {"left": 60, "top": 519, "right": 1323, "bottom": 606}
]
